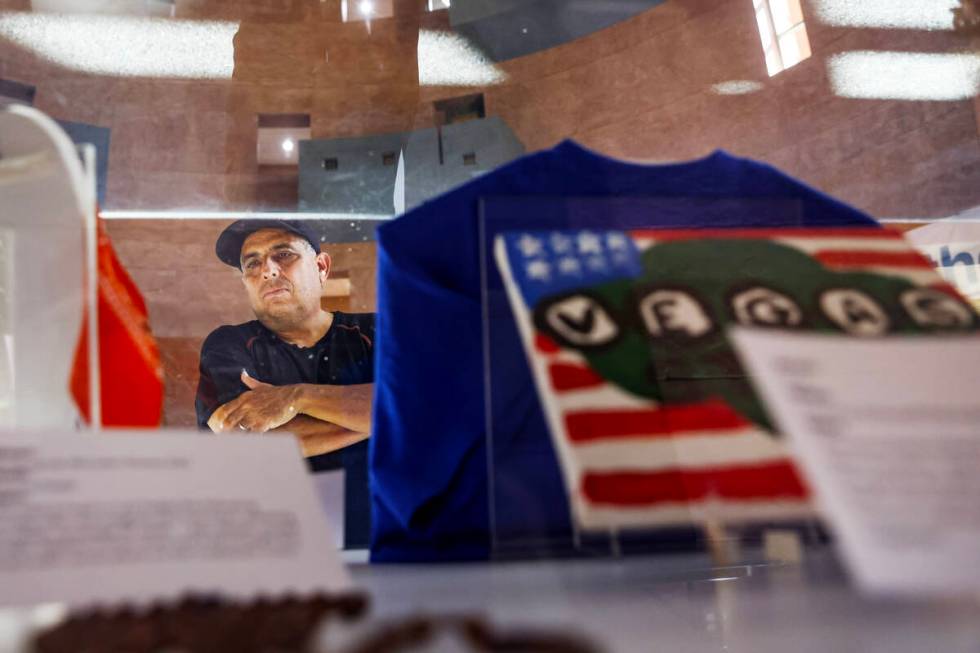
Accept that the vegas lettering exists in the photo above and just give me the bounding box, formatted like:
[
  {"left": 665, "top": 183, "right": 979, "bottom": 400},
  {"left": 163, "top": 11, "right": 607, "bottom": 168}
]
[{"left": 535, "top": 284, "right": 976, "bottom": 347}]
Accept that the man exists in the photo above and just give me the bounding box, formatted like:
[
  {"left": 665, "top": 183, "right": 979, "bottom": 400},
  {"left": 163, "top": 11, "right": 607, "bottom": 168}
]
[{"left": 195, "top": 219, "right": 374, "bottom": 458}]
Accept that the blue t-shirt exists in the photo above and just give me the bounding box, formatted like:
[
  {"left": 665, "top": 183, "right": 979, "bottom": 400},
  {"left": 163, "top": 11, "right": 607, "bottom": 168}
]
[{"left": 371, "top": 140, "right": 876, "bottom": 561}]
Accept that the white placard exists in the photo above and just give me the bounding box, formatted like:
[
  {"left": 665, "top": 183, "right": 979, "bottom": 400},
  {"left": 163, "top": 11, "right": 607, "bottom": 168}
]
[
  {"left": 0, "top": 432, "right": 352, "bottom": 608},
  {"left": 905, "top": 218, "right": 980, "bottom": 308},
  {"left": 731, "top": 329, "right": 980, "bottom": 596}
]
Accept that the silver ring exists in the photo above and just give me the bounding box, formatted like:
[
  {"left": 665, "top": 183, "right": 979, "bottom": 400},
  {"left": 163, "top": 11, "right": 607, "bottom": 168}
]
[{"left": 239, "top": 424, "right": 248, "bottom": 431}]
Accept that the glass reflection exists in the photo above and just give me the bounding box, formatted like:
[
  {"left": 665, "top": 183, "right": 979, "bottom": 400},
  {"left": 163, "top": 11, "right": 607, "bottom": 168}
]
[
  {"left": 0, "top": 12, "right": 237, "bottom": 78},
  {"left": 754, "top": 0, "right": 812, "bottom": 76},
  {"left": 828, "top": 51, "right": 980, "bottom": 100},
  {"left": 811, "top": 0, "right": 959, "bottom": 31},
  {"left": 0, "top": 0, "right": 975, "bottom": 218}
]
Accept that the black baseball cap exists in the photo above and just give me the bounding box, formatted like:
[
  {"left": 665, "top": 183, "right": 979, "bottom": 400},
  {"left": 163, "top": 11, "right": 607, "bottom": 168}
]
[{"left": 215, "top": 219, "right": 321, "bottom": 269}]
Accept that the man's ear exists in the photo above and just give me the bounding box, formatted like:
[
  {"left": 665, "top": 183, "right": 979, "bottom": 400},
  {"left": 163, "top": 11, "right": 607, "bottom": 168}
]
[{"left": 316, "top": 251, "right": 331, "bottom": 283}]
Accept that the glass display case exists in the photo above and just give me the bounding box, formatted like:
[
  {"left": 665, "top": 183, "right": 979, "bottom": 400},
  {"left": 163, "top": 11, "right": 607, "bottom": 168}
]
[
  {"left": 1, "top": 0, "right": 979, "bottom": 649},
  {"left": 2, "top": 0, "right": 976, "bottom": 432}
]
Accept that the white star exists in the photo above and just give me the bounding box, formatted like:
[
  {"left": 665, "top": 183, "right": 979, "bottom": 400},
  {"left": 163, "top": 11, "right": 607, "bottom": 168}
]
[
  {"left": 516, "top": 234, "right": 544, "bottom": 258},
  {"left": 526, "top": 260, "right": 551, "bottom": 280},
  {"left": 558, "top": 257, "right": 581, "bottom": 275},
  {"left": 577, "top": 231, "right": 602, "bottom": 255},
  {"left": 550, "top": 233, "right": 573, "bottom": 254},
  {"left": 606, "top": 232, "right": 630, "bottom": 251}
]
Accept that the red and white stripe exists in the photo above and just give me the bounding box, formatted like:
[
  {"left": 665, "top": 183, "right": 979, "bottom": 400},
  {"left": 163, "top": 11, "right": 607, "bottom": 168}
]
[
  {"left": 631, "top": 227, "right": 938, "bottom": 283},
  {"left": 535, "top": 338, "right": 810, "bottom": 529},
  {"left": 496, "top": 228, "right": 941, "bottom": 532},
  {"left": 569, "top": 419, "right": 812, "bottom": 528}
]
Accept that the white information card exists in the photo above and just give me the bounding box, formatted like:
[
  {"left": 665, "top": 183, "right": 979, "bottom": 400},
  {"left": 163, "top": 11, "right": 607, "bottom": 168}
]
[
  {"left": 731, "top": 330, "right": 980, "bottom": 597},
  {"left": 0, "top": 433, "right": 351, "bottom": 608}
]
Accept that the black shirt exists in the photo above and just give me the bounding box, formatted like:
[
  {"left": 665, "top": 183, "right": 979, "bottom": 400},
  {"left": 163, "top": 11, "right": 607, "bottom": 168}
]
[
  {"left": 194, "top": 311, "right": 375, "bottom": 548},
  {"left": 195, "top": 311, "right": 375, "bottom": 430}
]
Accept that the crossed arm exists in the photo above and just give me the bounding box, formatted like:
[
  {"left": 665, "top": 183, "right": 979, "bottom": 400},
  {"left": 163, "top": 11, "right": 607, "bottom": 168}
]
[{"left": 208, "top": 371, "right": 372, "bottom": 457}]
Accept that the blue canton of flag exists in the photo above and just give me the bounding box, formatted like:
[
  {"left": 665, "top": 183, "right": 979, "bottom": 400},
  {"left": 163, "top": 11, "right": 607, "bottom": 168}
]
[{"left": 501, "top": 230, "right": 643, "bottom": 306}]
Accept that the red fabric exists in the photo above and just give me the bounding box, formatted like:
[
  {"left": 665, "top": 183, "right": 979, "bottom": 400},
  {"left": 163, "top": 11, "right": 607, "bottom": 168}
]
[
  {"left": 534, "top": 332, "right": 561, "bottom": 353},
  {"left": 70, "top": 218, "right": 163, "bottom": 426},
  {"left": 564, "top": 400, "right": 752, "bottom": 443},
  {"left": 582, "top": 461, "right": 808, "bottom": 506},
  {"left": 812, "top": 249, "right": 935, "bottom": 269},
  {"left": 548, "top": 363, "right": 606, "bottom": 391}
]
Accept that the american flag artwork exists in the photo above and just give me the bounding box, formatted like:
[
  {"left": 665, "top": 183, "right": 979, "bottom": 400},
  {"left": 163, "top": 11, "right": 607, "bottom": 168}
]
[{"left": 494, "top": 227, "right": 977, "bottom": 531}]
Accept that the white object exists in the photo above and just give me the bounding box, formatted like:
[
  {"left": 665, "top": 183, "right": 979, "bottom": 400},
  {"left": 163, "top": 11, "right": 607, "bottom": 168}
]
[
  {"left": 0, "top": 432, "right": 352, "bottom": 608},
  {"left": 30, "top": 0, "right": 176, "bottom": 17},
  {"left": 0, "top": 13, "right": 237, "bottom": 79},
  {"left": 731, "top": 329, "right": 980, "bottom": 597},
  {"left": 905, "top": 214, "right": 980, "bottom": 308},
  {"left": 0, "top": 105, "right": 96, "bottom": 428}
]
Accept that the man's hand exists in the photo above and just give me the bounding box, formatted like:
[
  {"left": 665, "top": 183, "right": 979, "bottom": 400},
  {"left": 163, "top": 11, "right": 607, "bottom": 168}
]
[
  {"left": 207, "top": 370, "right": 372, "bottom": 448},
  {"left": 207, "top": 370, "right": 301, "bottom": 433},
  {"left": 207, "top": 372, "right": 370, "bottom": 457}
]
